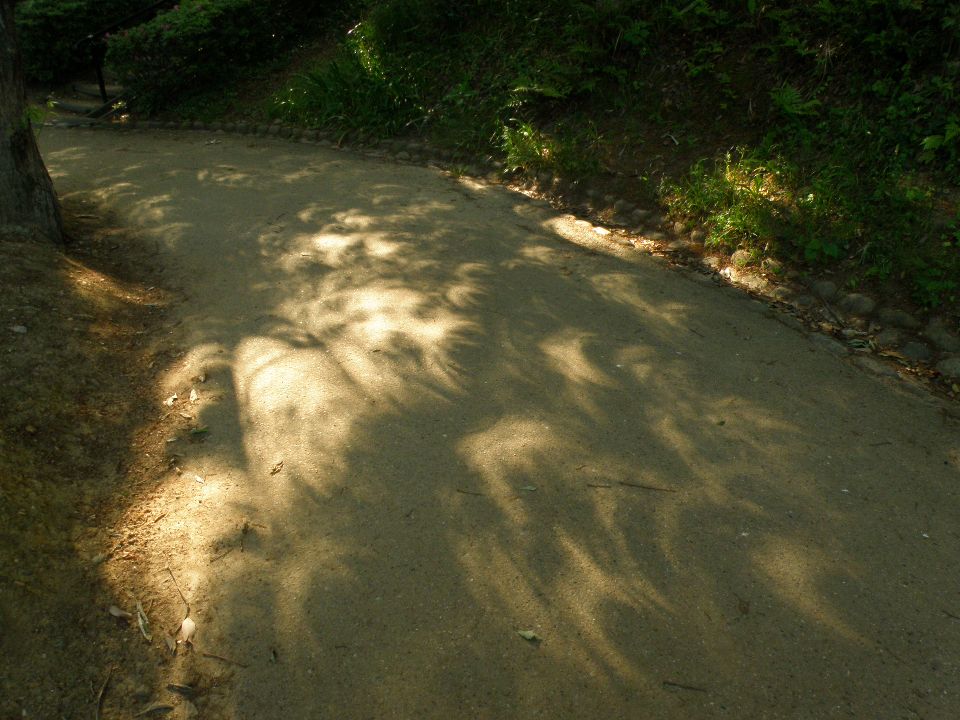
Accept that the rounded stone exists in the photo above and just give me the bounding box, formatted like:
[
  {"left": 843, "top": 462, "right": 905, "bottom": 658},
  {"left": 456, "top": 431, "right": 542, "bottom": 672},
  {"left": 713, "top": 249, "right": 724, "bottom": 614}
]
[
  {"left": 632, "top": 208, "right": 651, "bottom": 220},
  {"left": 812, "top": 280, "right": 838, "bottom": 301},
  {"left": 268, "top": 125, "right": 281, "bottom": 136},
  {"left": 165, "top": 121, "right": 178, "bottom": 129},
  {"left": 838, "top": 293, "right": 876, "bottom": 317},
  {"left": 689, "top": 228, "right": 706, "bottom": 244},
  {"left": 396, "top": 151, "right": 411, "bottom": 161},
  {"left": 936, "top": 356, "right": 960, "bottom": 379},
  {"left": 874, "top": 328, "right": 902, "bottom": 349},
  {"left": 762, "top": 257, "right": 783, "bottom": 274},
  {"left": 924, "top": 318, "right": 960, "bottom": 353},
  {"left": 613, "top": 199, "right": 633, "bottom": 213},
  {"left": 208, "top": 122, "right": 222, "bottom": 131},
  {"left": 900, "top": 341, "right": 933, "bottom": 362},
  {"left": 223, "top": 122, "right": 235, "bottom": 132},
  {"left": 192, "top": 121, "right": 206, "bottom": 130},
  {"left": 731, "top": 249, "right": 752, "bottom": 267},
  {"left": 878, "top": 308, "right": 921, "bottom": 330},
  {"left": 770, "top": 286, "right": 795, "bottom": 302}
]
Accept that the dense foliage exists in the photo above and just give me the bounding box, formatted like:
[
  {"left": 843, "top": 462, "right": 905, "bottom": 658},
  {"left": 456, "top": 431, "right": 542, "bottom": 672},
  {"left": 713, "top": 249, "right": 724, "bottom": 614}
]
[
  {"left": 269, "top": 0, "right": 959, "bottom": 303},
  {"left": 105, "top": 0, "right": 340, "bottom": 113},
  {"left": 15, "top": 0, "right": 145, "bottom": 81},
  {"left": 17, "top": 0, "right": 959, "bottom": 302}
]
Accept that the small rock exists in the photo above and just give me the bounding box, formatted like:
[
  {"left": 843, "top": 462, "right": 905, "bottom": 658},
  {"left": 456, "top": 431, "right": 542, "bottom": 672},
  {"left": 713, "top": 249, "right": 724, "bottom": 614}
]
[
  {"left": 10, "top": 325, "right": 27, "bottom": 334},
  {"left": 874, "top": 328, "right": 902, "bottom": 349},
  {"left": 878, "top": 308, "right": 921, "bottom": 330},
  {"left": 770, "top": 286, "right": 795, "bottom": 302},
  {"left": 673, "top": 221, "right": 686, "bottom": 235},
  {"left": 396, "top": 151, "right": 410, "bottom": 161},
  {"left": 792, "top": 294, "right": 815, "bottom": 309},
  {"left": 936, "top": 356, "right": 960, "bottom": 379},
  {"left": 646, "top": 230, "right": 668, "bottom": 242},
  {"left": 208, "top": 122, "right": 222, "bottom": 132},
  {"left": 613, "top": 199, "right": 632, "bottom": 213},
  {"left": 666, "top": 239, "right": 690, "bottom": 252},
  {"left": 900, "top": 341, "right": 933, "bottom": 362},
  {"left": 924, "top": 318, "right": 960, "bottom": 353},
  {"left": 812, "top": 280, "right": 838, "bottom": 301},
  {"left": 631, "top": 208, "right": 651, "bottom": 220},
  {"left": 267, "top": 125, "right": 281, "bottom": 136},
  {"left": 838, "top": 293, "right": 876, "bottom": 317},
  {"left": 701, "top": 256, "right": 722, "bottom": 270},
  {"left": 689, "top": 228, "right": 705, "bottom": 244},
  {"left": 192, "top": 121, "right": 205, "bottom": 131},
  {"left": 762, "top": 257, "right": 783, "bottom": 274},
  {"left": 731, "top": 249, "right": 752, "bottom": 267}
]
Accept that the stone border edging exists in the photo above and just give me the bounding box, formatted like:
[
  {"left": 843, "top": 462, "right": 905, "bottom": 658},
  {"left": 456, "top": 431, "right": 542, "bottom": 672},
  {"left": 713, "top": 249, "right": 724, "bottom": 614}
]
[{"left": 46, "top": 116, "right": 960, "bottom": 394}]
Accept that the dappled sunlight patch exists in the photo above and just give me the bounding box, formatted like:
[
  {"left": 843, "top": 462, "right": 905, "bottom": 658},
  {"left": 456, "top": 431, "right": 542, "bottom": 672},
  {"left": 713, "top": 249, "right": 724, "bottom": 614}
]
[
  {"left": 540, "top": 328, "right": 617, "bottom": 390},
  {"left": 232, "top": 336, "right": 364, "bottom": 492},
  {"left": 196, "top": 165, "right": 255, "bottom": 187},
  {"left": 753, "top": 537, "right": 861, "bottom": 642},
  {"left": 457, "top": 415, "right": 572, "bottom": 521}
]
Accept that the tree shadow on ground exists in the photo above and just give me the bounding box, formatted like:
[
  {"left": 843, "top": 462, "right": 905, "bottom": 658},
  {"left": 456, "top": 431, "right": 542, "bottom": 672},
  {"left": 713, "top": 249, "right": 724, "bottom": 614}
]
[{"left": 42, "top": 130, "right": 960, "bottom": 720}]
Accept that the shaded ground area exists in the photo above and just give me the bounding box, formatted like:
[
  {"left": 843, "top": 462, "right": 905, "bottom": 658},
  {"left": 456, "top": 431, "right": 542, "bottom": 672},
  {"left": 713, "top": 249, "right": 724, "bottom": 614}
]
[
  {"left": 0, "top": 202, "right": 172, "bottom": 718},
  {"left": 35, "top": 128, "right": 960, "bottom": 719}
]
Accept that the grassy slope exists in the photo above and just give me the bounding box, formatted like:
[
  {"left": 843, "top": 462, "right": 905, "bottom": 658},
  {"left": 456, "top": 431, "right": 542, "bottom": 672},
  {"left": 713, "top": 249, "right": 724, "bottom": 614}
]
[{"left": 149, "top": 0, "right": 958, "bottom": 310}]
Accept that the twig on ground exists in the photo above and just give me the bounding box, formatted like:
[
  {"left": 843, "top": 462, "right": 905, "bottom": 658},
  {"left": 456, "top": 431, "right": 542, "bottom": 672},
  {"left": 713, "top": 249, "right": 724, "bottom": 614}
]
[
  {"left": 94, "top": 666, "right": 113, "bottom": 720},
  {"left": 165, "top": 566, "right": 190, "bottom": 619},
  {"left": 662, "top": 680, "right": 707, "bottom": 693},
  {"left": 586, "top": 483, "right": 612, "bottom": 489},
  {"left": 456, "top": 488, "right": 483, "bottom": 496},
  {"left": 619, "top": 481, "right": 677, "bottom": 493},
  {"left": 201, "top": 651, "right": 249, "bottom": 668},
  {"left": 210, "top": 547, "right": 235, "bottom": 563}
]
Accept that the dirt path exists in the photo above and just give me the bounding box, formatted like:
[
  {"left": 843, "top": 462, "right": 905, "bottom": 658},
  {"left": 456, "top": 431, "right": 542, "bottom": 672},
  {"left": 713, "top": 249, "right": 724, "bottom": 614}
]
[{"left": 40, "top": 128, "right": 960, "bottom": 720}]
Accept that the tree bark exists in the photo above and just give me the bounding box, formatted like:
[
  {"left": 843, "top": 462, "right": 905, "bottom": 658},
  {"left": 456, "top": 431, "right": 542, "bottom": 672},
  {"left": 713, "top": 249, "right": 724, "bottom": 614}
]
[{"left": 0, "top": 0, "right": 61, "bottom": 241}]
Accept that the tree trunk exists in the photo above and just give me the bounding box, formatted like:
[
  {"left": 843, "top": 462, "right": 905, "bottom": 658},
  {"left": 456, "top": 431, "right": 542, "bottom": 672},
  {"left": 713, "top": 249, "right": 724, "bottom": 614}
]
[{"left": 0, "top": 0, "right": 61, "bottom": 242}]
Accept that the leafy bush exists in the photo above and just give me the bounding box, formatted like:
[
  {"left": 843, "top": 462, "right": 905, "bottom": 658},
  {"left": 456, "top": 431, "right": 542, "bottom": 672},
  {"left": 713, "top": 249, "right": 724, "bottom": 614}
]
[
  {"left": 15, "top": 0, "right": 146, "bottom": 82},
  {"left": 106, "top": 0, "right": 338, "bottom": 113}
]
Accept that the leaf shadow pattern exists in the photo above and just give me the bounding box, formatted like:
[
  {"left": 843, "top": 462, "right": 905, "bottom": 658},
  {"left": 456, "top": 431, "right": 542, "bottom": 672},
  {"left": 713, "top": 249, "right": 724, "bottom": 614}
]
[{"left": 42, "top": 131, "right": 960, "bottom": 720}]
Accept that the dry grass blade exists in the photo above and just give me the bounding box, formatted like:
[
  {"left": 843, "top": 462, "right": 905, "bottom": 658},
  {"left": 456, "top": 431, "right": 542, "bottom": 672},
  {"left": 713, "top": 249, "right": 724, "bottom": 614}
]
[{"left": 94, "top": 666, "right": 113, "bottom": 720}]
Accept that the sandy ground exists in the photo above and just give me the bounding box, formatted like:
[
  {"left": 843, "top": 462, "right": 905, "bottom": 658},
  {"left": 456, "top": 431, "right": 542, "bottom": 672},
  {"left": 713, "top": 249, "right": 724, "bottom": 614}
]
[{"left": 39, "top": 128, "right": 960, "bottom": 720}]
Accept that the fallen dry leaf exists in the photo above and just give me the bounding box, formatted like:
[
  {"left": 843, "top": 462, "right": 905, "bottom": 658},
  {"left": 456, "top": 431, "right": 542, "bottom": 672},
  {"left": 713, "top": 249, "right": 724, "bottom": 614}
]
[
  {"left": 179, "top": 617, "right": 197, "bottom": 645},
  {"left": 108, "top": 605, "right": 132, "bottom": 620}
]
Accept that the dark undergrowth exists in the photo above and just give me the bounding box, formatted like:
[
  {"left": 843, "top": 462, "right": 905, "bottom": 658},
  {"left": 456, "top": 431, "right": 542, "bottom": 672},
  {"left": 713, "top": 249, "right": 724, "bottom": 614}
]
[{"left": 25, "top": 0, "right": 957, "bottom": 306}]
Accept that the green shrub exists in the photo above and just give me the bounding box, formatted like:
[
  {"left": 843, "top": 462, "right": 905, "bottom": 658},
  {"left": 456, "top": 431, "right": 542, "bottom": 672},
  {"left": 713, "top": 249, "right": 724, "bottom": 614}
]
[
  {"left": 106, "top": 0, "right": 337, "bottom": 113},
  {"left": 15, "top": 0, "right": 145, "bottom": 82}
]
